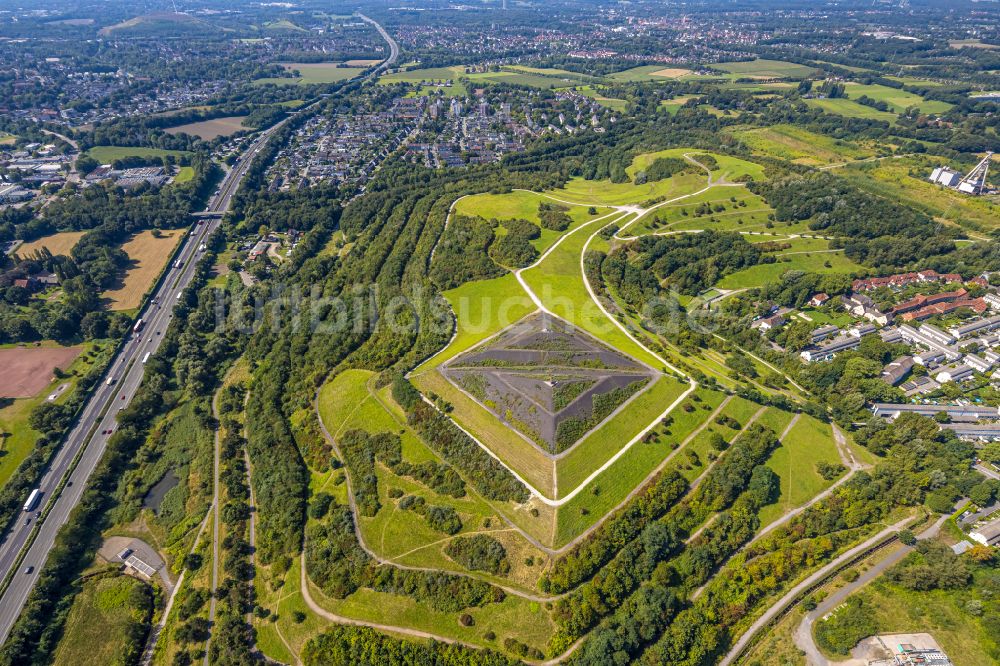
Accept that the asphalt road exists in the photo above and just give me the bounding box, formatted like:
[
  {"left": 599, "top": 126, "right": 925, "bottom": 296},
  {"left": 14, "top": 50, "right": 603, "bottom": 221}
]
[
  {"left": 0, "top": 122, "right": 280, "bottom": 644},
  {"left": 357, "top": 13, "right": 400, "bottom": 71},
  {"left": 0, "top": 12, "right": 397, "bottom": 646}
]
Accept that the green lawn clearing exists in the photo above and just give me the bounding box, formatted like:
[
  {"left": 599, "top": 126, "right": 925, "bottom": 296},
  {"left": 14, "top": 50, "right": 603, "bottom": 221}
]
[{"left": 87, "top": 145, "right": 191, "bottom": 163}]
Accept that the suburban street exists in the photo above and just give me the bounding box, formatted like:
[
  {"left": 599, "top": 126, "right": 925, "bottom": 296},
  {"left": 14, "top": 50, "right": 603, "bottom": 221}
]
[{"left": 0, "top": 121, "right": 282, "bottom": 644}]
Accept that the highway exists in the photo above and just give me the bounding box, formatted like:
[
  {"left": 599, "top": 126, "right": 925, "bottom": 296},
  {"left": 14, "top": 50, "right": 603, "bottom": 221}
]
[
  {"left": 0, "top": 12, "right": 398, "bottom": 646},
  {"left": 358, "top": 12, "right": 400, "bottom": 72},
  {"left": 0, "top": 121, "right": 283, "bottom": 644}
]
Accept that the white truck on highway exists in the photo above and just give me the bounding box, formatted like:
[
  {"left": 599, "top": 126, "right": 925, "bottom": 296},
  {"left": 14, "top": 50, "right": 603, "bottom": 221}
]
[{"left": 23, "top": 489, "right": 41, "bottom": 513}]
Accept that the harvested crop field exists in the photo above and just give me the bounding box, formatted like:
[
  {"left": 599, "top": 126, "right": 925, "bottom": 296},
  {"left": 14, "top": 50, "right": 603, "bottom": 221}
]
[
  {"left": 103, "top": 229, "right": 185, "bottom": 310},
  {"left": 255, "top": 62, "right": 366, "bottom": 85},
  {"left": 15, "top": 231, "right": 87, "bottom": 257},
  {"left": 165, "top": 115, "right": 248, "bottom": 139},
  {"left": 0, "top": 346, "right": 83, "bottom": 398},
  {"left": 651, "top": 67, "right": 691, "bottom": 78}
]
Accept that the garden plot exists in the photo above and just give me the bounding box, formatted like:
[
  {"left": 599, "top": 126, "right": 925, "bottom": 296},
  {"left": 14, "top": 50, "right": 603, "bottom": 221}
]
[{"left": 441, "top": 312, "right": 659, "bottom": 454}]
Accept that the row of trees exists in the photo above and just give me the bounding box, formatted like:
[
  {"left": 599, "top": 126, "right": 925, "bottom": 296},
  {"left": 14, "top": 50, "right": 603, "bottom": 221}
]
[{"left": 550, "top": 424, "right": 780, "bottom": 652}]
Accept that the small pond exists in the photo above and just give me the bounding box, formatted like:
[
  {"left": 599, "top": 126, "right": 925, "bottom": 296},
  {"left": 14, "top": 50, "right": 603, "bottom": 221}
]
[{"left": 142, "top": 470, "right": 180, "bottom": 513}]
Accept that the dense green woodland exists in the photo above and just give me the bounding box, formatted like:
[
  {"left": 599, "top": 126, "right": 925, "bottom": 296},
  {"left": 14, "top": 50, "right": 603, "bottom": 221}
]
[{"left": 3, "top": 22, "right": 1000, "bottom": 660}]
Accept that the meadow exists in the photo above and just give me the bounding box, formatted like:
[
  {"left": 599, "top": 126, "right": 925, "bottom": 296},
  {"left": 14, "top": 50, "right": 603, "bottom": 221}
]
[
  {"left": 838, "top": 157, "right": 1000, "bottom": 232},
  {"left": 729, "top": 124, "right": 877, "bottom": 165},
  {"left": 757, "top": 415, "right": 845, "bottom": 527},
  {"left": 51, "top": 576, "right": 151, "bottom": 666},
  {"left": 574, "top": 85, "right": 628, "bottom": 111},
  {"left": 843, "top": 82, "right": 952, "bottom": 115},
  {"left": 715, "top": 240, "right": 864, "bottom": 290},
  {"left": 255, "top": 556, "right": 555, "bottom": 663},
  {"left": 713, "top": 59, "right": 819, "bottom": 79},
  {"left": 318, "top": 368, "right": 553, "bottom": 562}
]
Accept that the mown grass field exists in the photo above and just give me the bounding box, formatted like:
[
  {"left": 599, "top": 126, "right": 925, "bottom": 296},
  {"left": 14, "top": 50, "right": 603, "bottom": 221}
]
[
  {"left": 14, "top": 230, "right": 87, "bottom": 257},
  {"left": 87, "top": 145, "right": 191, "bottom": 163},
  {"left": 103, "top": 229, "right": 185, "bottom": 310},
  {"left": 714, "top": 59, "right": 819, "bottom": 79},
  {"left": 757, "top": 415, "right": 844, "bottom": 527},
  {"left": 805, "top": 97, "right": 898, "bottom": 122},
  {"left": 52, "top": 576, "right": 151, "bottom": 666},
  {"left": 0, "top": 132, "right": 15, "bottom": 145},
  {"left": 165, "top": 115, "right": 249, "bottom": 139},
  {"left": 418, "top": 273, "right": 536, "bottom": 371},
  {"left": 843, "top": 82, "right": 952, "bottom": 115},
  {"left": 174, "top": 166, "right": 195, "bottom": 183}
]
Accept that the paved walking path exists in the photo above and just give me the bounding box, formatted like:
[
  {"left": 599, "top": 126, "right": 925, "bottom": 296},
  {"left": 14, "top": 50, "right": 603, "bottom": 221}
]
[
  {"left": 792, "top": 513, "right": 949, "bottom": 666},
  {"left": 718, "top": 515, "right": 917, "bottom": 666}
]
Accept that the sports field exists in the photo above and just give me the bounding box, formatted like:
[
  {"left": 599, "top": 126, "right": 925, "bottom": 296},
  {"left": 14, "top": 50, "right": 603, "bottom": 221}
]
[
  {"left": 102, "top": 229, "right": 185, "bottom": 310},
  {"left": 165, "top": 115, "right": 249, "bottom": 139},
  {"left": 15, "top": 230, "right": 87, "bottom": 257},
  {"left": 87, "top": 146, "right": 191, "bottom": 163}
]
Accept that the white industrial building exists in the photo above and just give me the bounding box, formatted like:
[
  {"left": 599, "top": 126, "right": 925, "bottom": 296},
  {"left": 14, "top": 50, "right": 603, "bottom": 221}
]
[{"left": 930, "top": 166, "right": 961, "bottom": 187}]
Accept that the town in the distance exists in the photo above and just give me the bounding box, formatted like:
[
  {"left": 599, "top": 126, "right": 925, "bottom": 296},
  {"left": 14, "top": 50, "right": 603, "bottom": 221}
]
[{"left": 0, "top": 1, "right": 998, "bottom": 665}]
